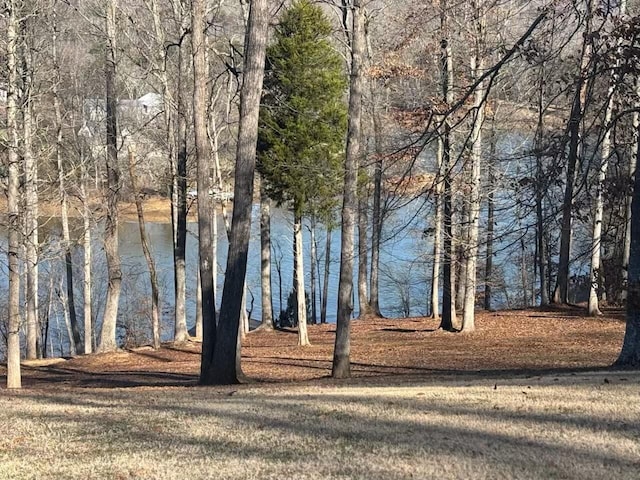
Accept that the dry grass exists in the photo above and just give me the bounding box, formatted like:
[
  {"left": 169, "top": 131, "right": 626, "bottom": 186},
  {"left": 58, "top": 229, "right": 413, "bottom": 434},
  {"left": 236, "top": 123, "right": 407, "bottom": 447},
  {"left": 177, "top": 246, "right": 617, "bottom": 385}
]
[
  {"left": 1, "top": 372, "right": 639, "bottom": 479},
  {"left": 1, "top": 308, "right": 639, "bottom": 478}
]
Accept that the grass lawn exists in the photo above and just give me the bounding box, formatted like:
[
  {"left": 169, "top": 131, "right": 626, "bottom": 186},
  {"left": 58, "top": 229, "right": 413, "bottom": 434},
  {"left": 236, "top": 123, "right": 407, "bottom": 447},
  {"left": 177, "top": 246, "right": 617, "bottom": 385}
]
[{"left": 1, "top": 308, "right": 639, "bottom": 479}]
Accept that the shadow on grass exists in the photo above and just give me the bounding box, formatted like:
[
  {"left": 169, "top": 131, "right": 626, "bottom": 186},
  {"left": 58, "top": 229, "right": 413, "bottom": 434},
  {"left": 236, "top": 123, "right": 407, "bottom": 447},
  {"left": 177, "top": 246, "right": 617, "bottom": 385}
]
[{"left": 6, "top": 372, "right": 640, "bottom": 479}]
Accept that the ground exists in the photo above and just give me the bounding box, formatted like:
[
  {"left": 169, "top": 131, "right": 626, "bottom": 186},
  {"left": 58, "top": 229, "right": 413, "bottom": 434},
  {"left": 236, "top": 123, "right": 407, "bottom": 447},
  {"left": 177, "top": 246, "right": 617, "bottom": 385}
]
[{"left": 1, "top": 308, "right": 639, "bottom": 479}]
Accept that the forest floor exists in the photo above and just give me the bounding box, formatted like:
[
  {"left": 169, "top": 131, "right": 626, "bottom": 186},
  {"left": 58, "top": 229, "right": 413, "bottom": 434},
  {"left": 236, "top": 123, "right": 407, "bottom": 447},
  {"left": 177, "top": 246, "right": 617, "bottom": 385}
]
[{"left": 1, "top": 307, "right": 640, "bottom": 479}]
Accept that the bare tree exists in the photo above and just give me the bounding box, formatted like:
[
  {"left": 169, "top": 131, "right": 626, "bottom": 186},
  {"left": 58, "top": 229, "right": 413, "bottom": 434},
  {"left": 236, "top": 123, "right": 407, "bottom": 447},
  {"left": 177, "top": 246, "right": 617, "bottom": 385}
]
[
  {"left": 461, "top": 0, "right": 487, "bottom": 333},
  {"left": 97, "top": 0, "right": 122, "bottom": 353},
  {"left": 5, "top": 0, "right": 22, "bottom": 388},
  {"left": 22, "top": 11, "right": 39, "bottom": 359},
  {"left": 439, "top": 0, "right": 457, "bottom": 332},
  {"left": 127, "top": 145, "right": 161, "bottom": 348},
  {"left": 553, "top": 1, "right": 594, "bottom": 305},
  {"left": 333, "top": 0, "right": 364, "bottom": 379}
]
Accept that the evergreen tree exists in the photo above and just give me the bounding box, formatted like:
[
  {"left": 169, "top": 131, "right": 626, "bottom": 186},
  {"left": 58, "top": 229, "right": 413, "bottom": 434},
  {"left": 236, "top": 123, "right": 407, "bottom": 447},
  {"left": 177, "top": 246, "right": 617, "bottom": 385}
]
[{"left": 257, "top": 0, "right": 347, "bottom": 345}]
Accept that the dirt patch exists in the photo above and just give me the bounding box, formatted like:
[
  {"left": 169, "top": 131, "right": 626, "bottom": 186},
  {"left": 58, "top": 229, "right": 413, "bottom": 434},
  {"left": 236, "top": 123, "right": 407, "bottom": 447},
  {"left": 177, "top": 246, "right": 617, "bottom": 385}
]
[{"left": 1, "top": 307, "right": 627, "bottom": 389}]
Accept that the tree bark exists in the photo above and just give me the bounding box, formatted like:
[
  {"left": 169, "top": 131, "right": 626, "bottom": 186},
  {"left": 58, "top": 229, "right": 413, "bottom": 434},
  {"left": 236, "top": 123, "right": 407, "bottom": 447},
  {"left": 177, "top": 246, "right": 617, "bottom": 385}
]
[
  {"left": 97, "top": 0, "right": 122, "bottom": 353},
  {"left": 357, "top": 190, "right": 370, "bottom": 317},
  {"left": 22, "top": 17, "right": 39, "bottom": 359},
  {"left": 294, "top": 209, "right": 310, "bottom": 346},
  {"left": 321, "top": 226, "right": 332, "bottom": 324},
  {"left": 430, "top": 136, "right": 443, "bottom": 320},
  {"left": 535, "top": 50, "right": 549, "bottom": 307},
  {"left": 173, "top": 25, "right": 189, "bottom": 343},
  {"left": 202, "top": 0, "right": 268, "bottom": 385},
  {"left": 333, "top": 0, "right": 364, "bottom": 379},
  {"left": 461, "top": 29, "right": 486, "bottom": 332},
  {"left": 439, "top": 0, "right": 457, "bottom": 331},
  {"left": 259, "top": 183, "right": 274, "bottom": 329},
  {"left": 6, "top": 0, "right": 22, "bottom": 388},
  {"left": 192, "top": 0, "right": 217, "bottom": 363},
  {"left": 80, "top": 149, "right": 93, "bottom": 354},
  {"left": 484, "top": 166, "right": 494, "bottom": 311},
  {"left": 128, "top": 146, "right": 162, "bottom": 348},
  {"left": 309, "top": 217, "right": 318, "bottom": 325}
]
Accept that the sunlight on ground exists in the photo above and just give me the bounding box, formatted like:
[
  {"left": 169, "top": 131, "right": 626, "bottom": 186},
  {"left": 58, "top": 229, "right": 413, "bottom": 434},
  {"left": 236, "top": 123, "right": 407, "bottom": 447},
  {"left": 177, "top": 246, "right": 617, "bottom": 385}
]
[{"left": 1, "top": 371, "right": 639, "bottom": 479}]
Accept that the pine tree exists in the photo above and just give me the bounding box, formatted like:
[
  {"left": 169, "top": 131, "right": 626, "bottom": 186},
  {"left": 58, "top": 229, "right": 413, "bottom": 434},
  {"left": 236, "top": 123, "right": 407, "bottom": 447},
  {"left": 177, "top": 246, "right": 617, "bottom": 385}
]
[{"left": 257, "top": 0, "right": 347, "bottom": 346}]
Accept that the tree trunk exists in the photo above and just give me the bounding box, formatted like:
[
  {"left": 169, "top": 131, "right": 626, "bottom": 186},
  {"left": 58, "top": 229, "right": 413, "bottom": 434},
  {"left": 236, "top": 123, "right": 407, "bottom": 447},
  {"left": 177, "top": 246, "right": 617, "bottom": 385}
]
[
  {"left": 484, "top": 167, "right": 494, "bottom": 311},
  {"left": 357, "top": 190, "right": 370, "bottom": 317},
  {"left": 309, "top": 217, "right": 318, "bottom": 324},
  {"left": 97, "top": 0, "right": 122, "bottom": 353},
  {"left": 535, "top": 52, "right": 549, "bottom": 307},
  {"left": 553, "top": 2, "right": 592, "bottom": 305},
  {"left": 173, "top": 35, "right": 189, "bottom": 343},
  {"left": 22, "top": 20, "right": 39, "bottom": 359},
  {"left": 294, "top": 210, "right": 310, "bottom": 346},
  {"left": 128, "top": 146, "right": 162, "bottom": 348},
  {"left": 461, "top": 30, "right": 485, "bottom": 333},
  {"left": 203, "top": 0, "right": 268, "bottom": 385},
  {"left": 368, "top": 94, "right": 383, "bottom": 317},
  {"left": 589, "top": 3, "right": 625, "bottom": 314},
  {"left": 193, "top": 0, "right": 217, "bottom": 366},
  {"left": 615, "top": 122, "right": 640, "bottom": 367},
  {"left": 80, "top": 152, "right": 93, "bottom": 355},
  {"left": 6, "top": 0, "right": 22, "bottom": 388},
  {"left": 439, "top": 0, "right": 457, "bottom": 332},
  {"left": 53, "top": 5, "right": 82, "bottom": 353},
  {"left": 321, "top": 226, "right": 332, "bottom": 324},
  {"left": 333, "top": 0, "right": 364, "bottom": 379}
]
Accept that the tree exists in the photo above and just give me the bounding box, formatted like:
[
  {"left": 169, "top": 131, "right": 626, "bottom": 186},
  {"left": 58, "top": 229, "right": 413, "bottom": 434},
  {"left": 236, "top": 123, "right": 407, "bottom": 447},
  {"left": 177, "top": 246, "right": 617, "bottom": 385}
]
[
  {"left": 97, "top": 0, "right": 122, "bottom": 353},
  {"left": 257, "top": 0, "right": 347, "bottom": 346},
  {"left": 201, "top": 0, "right": 268, "bottom": 385},
  {"left": 333, "top": 0, "right": 364, "bottom": 379},
  {"left": 553, "top": 0, "right": 595, "bottom": 305},
  {"left": 5, "top": 0, "right": 21, "bottom": 388}
]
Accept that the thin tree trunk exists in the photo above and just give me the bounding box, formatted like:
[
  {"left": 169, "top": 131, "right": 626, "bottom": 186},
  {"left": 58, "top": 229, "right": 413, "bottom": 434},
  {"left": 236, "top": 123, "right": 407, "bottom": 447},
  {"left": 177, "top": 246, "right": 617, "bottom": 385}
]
[
  {"left": 535, "top": 50, "right": 549, "bottom": 307},
  {"left": 357, "top": 190, "right": 370, "bottom": 317},
  {"left": 310, "top": 218, "right": 318, "bottom": 325},
  {"left": 53, "top": 4, "right": 82, "bottom": 353},
  {"left": 128, "top": 146, "right": 162, "bottom": 348},
  {"left": 369, "top": 98, "right": 383, "bottom": 317},
  {"left": 58, "top": 284, "right": 76, "bottom": 357},
  {"left": 203, "top": 0, "right": 268, "bottom": 385},
  {"left": 173, "top": 37, "right": 189, "bottom": 343},
  {"left": 80, "top": 154, "right": 93, "bottom": 355},
  {"left": 20, "top": 16, "right": 39, "bottom": 360},
  {"left": 440, "top": 0, "right": 457, "bottom": 332},
  {"left": 461, "top": 25, "right": 486, "bottom": 332},
  {"left": 333, "top": 0, "right": 364, "bottom": 379},
  {"left": 97, "top": 0, "right": 122, "bottom": 353},
  {"left": 294, "top": 210, "right": 310, "bottom": 345},
  {"left": 485, "top": 170, "right": 495, "bottom": 311},
  {"left": 431, "top": 132, "right": 444, "bottom": 319},
  {"left": 321, "top": 226, "right": 332, "bottom": 324},
  {"left": 590, "top": 4, "right": 625, "bottom": 314},
  {"left": 6, "top": 0, "right": 22, "bottom": 388}
]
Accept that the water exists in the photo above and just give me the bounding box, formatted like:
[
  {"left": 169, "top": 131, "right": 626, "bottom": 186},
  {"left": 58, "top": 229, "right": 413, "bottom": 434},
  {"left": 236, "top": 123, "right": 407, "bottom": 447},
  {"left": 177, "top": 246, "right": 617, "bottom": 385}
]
[{"left": 0, "top": 200, "right": 434, "bottom": 357}]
